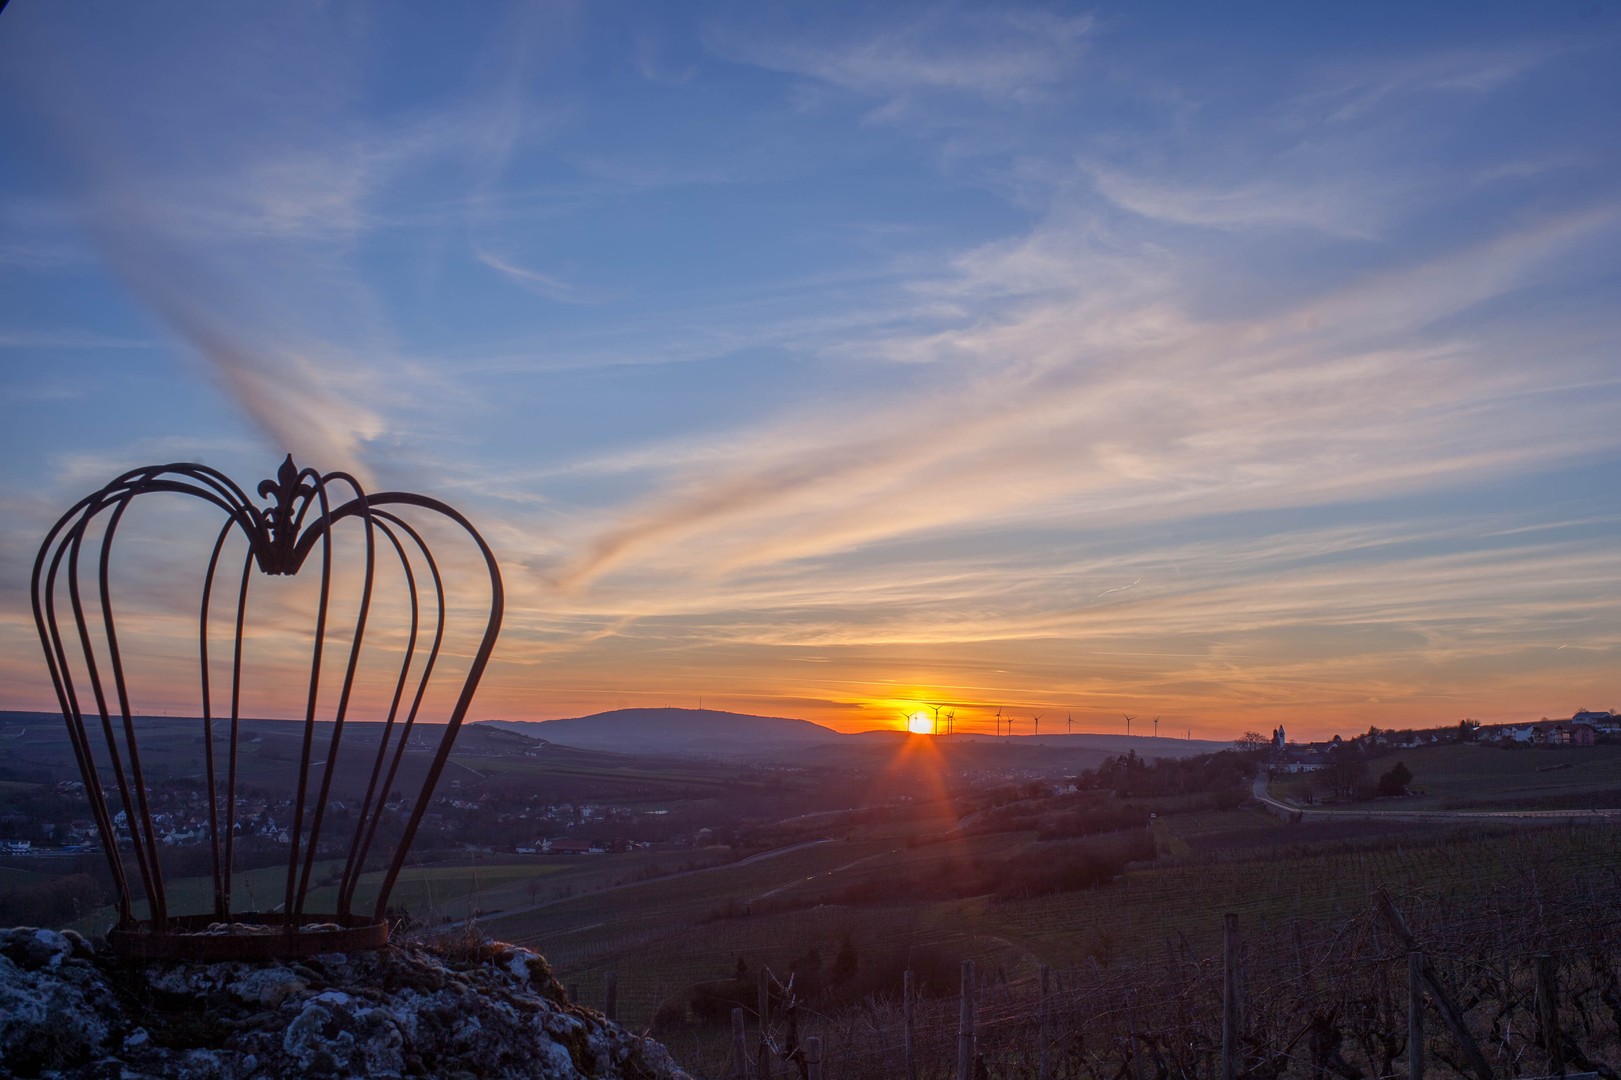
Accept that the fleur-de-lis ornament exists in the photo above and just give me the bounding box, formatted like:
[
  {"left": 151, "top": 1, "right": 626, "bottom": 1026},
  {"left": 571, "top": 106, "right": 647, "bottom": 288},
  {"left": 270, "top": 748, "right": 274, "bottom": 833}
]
[{"left": 256, "top": 454, "right": 316, "bottom": 575}]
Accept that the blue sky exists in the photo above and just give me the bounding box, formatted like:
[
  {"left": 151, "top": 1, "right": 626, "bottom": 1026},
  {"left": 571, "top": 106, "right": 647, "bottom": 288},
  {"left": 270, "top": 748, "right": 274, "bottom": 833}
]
[{"left": 1, "top": 1, "right": 1617, "bottom": 737}]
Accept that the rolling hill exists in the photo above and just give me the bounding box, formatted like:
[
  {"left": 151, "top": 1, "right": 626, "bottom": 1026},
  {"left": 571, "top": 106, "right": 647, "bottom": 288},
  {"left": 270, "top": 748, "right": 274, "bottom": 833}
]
[{"left": 480, "top": 708, "right": 842, "bottom": 756}]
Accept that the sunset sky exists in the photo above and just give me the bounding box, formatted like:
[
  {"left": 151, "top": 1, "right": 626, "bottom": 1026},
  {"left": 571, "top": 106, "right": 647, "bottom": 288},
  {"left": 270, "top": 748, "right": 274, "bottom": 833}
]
[{"left": 1, "top": 2, "right": 1617, "bottom": 740}]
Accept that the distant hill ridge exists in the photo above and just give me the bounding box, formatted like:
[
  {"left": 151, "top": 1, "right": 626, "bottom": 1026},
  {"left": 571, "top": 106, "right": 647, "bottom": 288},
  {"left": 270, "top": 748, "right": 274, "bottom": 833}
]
[{"left": 481, "top": 708, "right": 842, "bottom": 755}]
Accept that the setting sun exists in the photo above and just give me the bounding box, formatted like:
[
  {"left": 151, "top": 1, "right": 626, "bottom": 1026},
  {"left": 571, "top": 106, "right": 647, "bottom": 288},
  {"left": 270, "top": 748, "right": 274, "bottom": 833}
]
[{"left": 906, "top": 711, "right": 933, "bottom": 735}]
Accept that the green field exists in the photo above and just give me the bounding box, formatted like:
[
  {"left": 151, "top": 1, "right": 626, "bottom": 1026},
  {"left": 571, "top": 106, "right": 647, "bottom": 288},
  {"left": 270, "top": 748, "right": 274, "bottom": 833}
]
[
  {"left": 0, "top": 866, "right": 53, "bottom": 889},
  {"left": 1270, "top": 742, "right": 1621, "bottom": 810},
  {"left": 471, "top": 795, "right": 1621, "bottom": 1031},
  {"left": 63, "top": 844, "right": 745, "bottom": 934}
]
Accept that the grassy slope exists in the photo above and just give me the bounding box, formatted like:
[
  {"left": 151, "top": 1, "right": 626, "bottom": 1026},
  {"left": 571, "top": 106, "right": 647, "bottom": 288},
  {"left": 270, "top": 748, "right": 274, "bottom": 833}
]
[
  {"left": 1271, "top": 742, "right": 1621, "bottom": 810},
  {"left": 474, "top": 795, "right": 1621, "bottom": 1028}
]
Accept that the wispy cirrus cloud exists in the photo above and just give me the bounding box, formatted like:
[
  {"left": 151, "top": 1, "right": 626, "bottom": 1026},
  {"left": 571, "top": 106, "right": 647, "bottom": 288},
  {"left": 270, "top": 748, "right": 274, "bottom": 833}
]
[
  {"left": 1300, "top": 44, "right": 1560, "bottom": 125},
  {"left": 475, "top": 250, "right": 597, "bottom": 305},
  {"left": 1087, "top": 165, "right": 1388, "bottom": 237},
  {"left": 709, "top": 7, "right": 1093, "bottom": 117},
  {"left": 545, "top": 191, "right": 1620, "bottom": 607}
]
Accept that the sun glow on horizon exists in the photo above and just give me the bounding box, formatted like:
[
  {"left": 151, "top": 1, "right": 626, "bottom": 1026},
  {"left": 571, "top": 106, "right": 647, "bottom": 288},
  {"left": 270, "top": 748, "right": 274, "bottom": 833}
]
[{"left": 906, "top": 711, "right": 933, "bottom": 735}]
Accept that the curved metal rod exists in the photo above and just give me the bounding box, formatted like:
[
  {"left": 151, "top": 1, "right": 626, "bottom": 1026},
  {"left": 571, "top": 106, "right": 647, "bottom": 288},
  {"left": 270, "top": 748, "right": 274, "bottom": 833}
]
[
  {"left": 338, "top": 508, "right": 454, "bottom": 918},
  {"left": 96, "top": 490, "right": 174, "bottom": 926},
  {"left": 292, "top": 470, "right": 377, "bottom": 923},
  {"left": 31, "top": 515, "right": 129, "bottom": 920},
  {"left": 336, "top": 515, "right": 422, "bottom": 917},
  {"left": 198, "top": 518, "right": 236, "bottom": 918},
  {"left": 34, "top": 465, "right": 261, "bottom": 928},
  {"left": 222, "top": 542, "right": 254, "bottom": 915},
  {"left": 364, "top": 494, "right": 503, "bottom": 921},
  {"left": 282, "top": 466, "right": 336, "bottom": 924},
  {"left": 62, "top": 487, "right": 161, "bottom": 923},
  {"left": 34, "top": 466, "right": 261, "bottom": 928}
]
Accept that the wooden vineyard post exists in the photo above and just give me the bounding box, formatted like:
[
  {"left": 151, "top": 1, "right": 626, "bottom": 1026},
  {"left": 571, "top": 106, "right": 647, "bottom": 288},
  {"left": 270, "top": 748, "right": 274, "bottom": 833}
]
[
  {"left": 604, "top": 970, "right": 618, "bottom": 1021},
  {"left": 958, "top": 959, "right": 977, "bottom": 1080},
  {"left": 1409, "top": 950, "right": 1425, "bottom": 1080},
  {"left": 805, "top": 1036, "right": 824, "bottom": 1080},
  {"left": 1375, "top": 888, "right": 1494, "bottom": 1080},
  {"left": 758, "top": 967, "right": 772, "bottom": 1080},
  {"left": 1039, "top": 963, "right": 1050, "bottom": 1080},
  {"left": 732, "top": 1007, "right": 748, "bottom": 1080},
  {"left": 786, "top": 993, "right": 800, "bottom": 1064},
  {"left": 904, "top": 969, "right": 917, "bottom": 1080},
  {"left": 1223, "top": 913, "right": 1239, "bottom": 1080},
  {"left": 1536, "top": 953, "right": 1564, "bottom": 1076}
]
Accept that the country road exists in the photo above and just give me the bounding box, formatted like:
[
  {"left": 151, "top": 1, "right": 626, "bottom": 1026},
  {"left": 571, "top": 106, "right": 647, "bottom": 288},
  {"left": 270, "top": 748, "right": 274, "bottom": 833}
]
[{"left": 1251, "top": 774, "right": 1621, "bottom": 824}]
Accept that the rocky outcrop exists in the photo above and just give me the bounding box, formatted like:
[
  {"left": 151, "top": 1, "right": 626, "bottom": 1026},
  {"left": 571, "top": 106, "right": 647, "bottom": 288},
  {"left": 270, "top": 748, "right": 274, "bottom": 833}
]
[{"left": 0, "top": 927, "right": 689, "bottom": 1079}]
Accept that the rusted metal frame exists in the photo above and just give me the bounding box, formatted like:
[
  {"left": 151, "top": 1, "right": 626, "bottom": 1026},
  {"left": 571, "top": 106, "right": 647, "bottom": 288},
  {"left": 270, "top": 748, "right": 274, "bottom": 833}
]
[
  {"left": 35, "top": 458, "right": 501, "bottom": 954},
  {"left": 345, "top": 510, "right": 447, "bottom": 918},
  {"left": 283, "top": 467, "right": 335, "bottom": 925},
  {"left": 56, "top": 465, "right": 262, "bottom": 931},
  {"left": 69, "top": 470, "right": 256, "bottom": 929},
  {"left": 59, "top": 487, "right": 163, "bottom": 925},
  {"left": 30, "top": 503, "right": 131, "bottom": 920},
  {"left": 222, "top": 545, "right": 253, "bottom": 914},
  {"left": 54, "top": 493, "right": 152, "bottom": 913},
  {"left": 33, "top": 463, "right": 265, "bottom": 934},
  {"left": 198, "top": 518, "right": 235, "bottom": 919},
  {"left": 336, "top": 515, "right": 420, "bottom": 918},
  {"left": 291, "top": 471, "right": 377, "bottom": 921},
  {"left": 363, "top": 493, "right": 504, "bottom": 921},
  {"left": 91, "top": 470, "right": 260, "bottom": 926}
]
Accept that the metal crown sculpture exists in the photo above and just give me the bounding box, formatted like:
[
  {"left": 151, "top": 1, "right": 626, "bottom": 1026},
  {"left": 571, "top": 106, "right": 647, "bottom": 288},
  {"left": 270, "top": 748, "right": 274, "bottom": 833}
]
[{"left": 31, "top": 457, "right": 503, "bottom": 960}]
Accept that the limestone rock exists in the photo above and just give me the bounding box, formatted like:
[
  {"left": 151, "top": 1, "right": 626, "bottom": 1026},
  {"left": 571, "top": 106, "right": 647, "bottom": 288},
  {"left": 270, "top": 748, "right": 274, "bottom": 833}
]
[{"left": 0, "top": 927, "right": 688, "bottom": 1079}]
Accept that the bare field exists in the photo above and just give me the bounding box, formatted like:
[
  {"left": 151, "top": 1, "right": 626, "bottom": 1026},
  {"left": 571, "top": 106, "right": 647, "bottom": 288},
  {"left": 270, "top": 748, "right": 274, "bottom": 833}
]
[{"left": 466, "top": 798, "right": 1621, "bottom": 1032}]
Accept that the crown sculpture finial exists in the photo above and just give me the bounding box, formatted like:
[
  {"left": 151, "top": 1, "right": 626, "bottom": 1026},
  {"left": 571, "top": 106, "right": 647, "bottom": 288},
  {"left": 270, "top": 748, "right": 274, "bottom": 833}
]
[{"left": 31, "top": 458, "right": 503, "bottom": 960}]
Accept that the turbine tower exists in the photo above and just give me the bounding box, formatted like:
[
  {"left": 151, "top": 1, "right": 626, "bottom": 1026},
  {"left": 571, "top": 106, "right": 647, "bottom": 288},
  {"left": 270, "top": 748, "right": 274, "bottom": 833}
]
[
  {"left": 1067, "top": 712, "right": 1074, "bottom": 735},
  {"left": 1153, "top": 716, "right": 1160, "bottom": 738},
  {"left": 1123, "top": 713, "right": 1135, "bottom": 738},
  {"left": 1032, "top": 713, "right": 1043, "bottom": 737}
]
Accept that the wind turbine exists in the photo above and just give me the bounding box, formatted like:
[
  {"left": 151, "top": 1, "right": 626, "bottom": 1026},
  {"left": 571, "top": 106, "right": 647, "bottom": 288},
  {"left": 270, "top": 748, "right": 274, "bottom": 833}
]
[
  {"left": 1067, "top": 712, "right": 1074, "bottom": 735},
  {"left": 1123, "top": 713, "right": 1135, "bottom": 738},
  {"left": 996, "top": 707, "right": 1004, "bottom": 738},
  {"left": 1153, "top": 716, "right": 1160, "bottom": 738},
  {"left": 1032, "top": 713, "right": 1043, "bottom": 737}
]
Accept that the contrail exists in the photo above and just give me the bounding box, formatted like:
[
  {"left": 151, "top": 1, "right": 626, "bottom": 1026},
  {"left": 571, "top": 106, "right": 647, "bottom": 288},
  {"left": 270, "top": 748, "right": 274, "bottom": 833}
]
[{"left": 6, "top": 14, "right": 382, "bottom": 482}]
